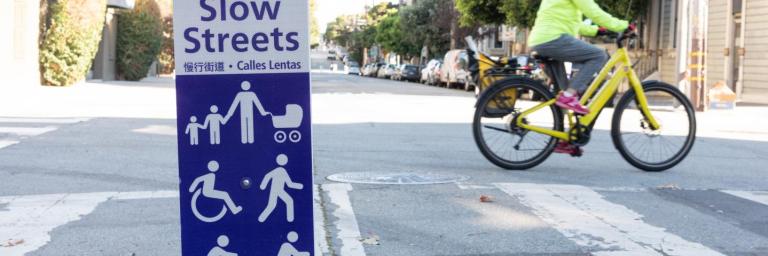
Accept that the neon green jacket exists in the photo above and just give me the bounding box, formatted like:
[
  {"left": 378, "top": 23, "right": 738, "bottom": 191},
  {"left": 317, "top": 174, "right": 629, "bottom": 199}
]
[{"left": 528, "top": 0, "right": 629, "bottom": 47}]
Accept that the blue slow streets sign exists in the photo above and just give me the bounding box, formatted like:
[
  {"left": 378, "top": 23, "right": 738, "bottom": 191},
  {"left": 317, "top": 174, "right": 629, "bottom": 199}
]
[{"left": 173, "top": 0, "right": 312, "bottom": 255}]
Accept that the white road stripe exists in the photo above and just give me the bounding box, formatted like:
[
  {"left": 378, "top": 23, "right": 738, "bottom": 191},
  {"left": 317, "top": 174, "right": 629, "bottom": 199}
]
[
  {"left": 322, "top": 183, "right": 366, "bottom": 256},
  {"left": 0, "top": 117, "right": 89, "bottom": 124},
  {"left": 0, "top": 140, "right": 19, "bottom": 149},
  {"left": 0, "top": 190, "right": 176, "bottom": 255},
  {"left": 0, "top": 126, "right": 57, "bottom": 136},
  {"left": 314, "top": 185, "right": 330, "bottom": 255},
  {"left": 496, "top": 183, "right": 725, "bottom": 256},
  {"left": 455, "top": 182, "right": 495, "bottom": 190},
  {"left": 132, "top": 125, "right": 177, "bottom": 136},
  {"left": 722, "top": 190, "right": 768, "bottom": 206}
]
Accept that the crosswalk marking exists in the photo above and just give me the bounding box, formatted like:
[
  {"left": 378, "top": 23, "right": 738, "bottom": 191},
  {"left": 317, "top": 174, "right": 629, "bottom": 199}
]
[
  {"left": 495, "top": 183, "right": 726, "bottom": 256},
  {"left": 0, "top": 190, "right": 176, "bottom": 256},
  {"left": 0, "top": 140, "right": 19, "bottom": 149},
  {"left": 0, "top": 117, "right": 86, "bottom": 150},
  {"left": 314, "top": 185, "right": 331, "bottom": 255},
  {"left": 0, "top": 126, "right": 57, "bottom": 136},
  {"left": 0, "top": 117, "right": 89, "bottom": 124},
  {"left": 322, "top": 183, "right": 366, "bottom": 256},
  {"left": 722, "top": 190, "right": 768, "bottom": 207},
  {"left": 2, "top": 184, "right": 765, "bottom": 255}
]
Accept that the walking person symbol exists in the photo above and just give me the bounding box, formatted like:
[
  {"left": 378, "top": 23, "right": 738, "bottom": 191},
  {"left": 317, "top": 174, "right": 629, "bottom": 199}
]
[
  {"left": 224, "top": 81, "right": 270, "bottom": 144},
  {"left": 189, "top": 160, "right": 243, "bottom": 223},
  {"left": 204, "top": 105, "right": 226, "bottom": 145},
  {"left": 185, "top": 116, "right": 204, "bottom": 145},
  {"left": 207, "top": 235, "right": 237, "bottom": 256},
  {"left": 258, "top": 154, "right": 303, "bottom": 223},
  {"left": 276, "top": 231, "right": 309, "bottom": 256}
]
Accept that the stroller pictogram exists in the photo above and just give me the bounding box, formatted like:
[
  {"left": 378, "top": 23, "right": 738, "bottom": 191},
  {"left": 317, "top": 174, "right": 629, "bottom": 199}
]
[{"left": 269, "top": 104, "right": 303, "bottom": 143}]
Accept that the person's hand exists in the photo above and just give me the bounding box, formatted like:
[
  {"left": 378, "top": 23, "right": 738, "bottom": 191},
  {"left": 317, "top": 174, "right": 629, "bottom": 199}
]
[
  {"left": 623, "top": 23, "right": 637, "bottom": 37},
  {"left": 596, "top": 27, "right": 611, "bottom": 36}
]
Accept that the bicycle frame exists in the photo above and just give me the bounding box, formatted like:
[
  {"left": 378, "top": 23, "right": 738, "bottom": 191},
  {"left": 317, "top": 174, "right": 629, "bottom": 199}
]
[{"left": 516, "top": 48, "right": 660, "bottom": 141}]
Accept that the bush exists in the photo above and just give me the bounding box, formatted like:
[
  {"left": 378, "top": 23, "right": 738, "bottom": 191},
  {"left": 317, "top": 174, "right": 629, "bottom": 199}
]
[
  {"left": 39, "top": 0, "right": 107, "bottom": 86},
  {"left": 157, "top": 16, "right": 174, "bottom": 74},
  {"left": 116, "top": 0, "right": 163, "bottom": 81}
]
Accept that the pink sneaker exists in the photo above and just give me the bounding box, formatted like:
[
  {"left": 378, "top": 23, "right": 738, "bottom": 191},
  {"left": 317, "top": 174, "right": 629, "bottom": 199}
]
[
  {"left": 554, "top": 141, "right": 583, "bottom": 156},
  {"left": 555, "top": 93, "right": 590, "bottom": 115}
]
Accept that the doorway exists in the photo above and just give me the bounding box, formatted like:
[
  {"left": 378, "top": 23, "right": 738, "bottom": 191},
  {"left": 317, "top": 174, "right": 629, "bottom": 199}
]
[{"left": 728, "top": 0, "right": 745, "bottom": 96}]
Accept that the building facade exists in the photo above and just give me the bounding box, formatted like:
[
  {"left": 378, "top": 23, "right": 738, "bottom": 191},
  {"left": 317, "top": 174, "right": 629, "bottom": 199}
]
[
  {"left": 649, "top": 0, "right": 768, "bottom": 106},
  {"left": 1, "top": 0, "right": 41, "bottom": 86}
]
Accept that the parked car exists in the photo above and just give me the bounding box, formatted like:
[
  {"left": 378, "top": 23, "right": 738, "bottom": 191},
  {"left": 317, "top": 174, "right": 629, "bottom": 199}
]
[
  {"left": 439, "top": 49, "right": 470, "bottom": 89},
  {"left": 427, "top": 62, "right": 443, "bottom": 85},
  {"left": 369, "top": 63, "right": 386, "bottom": 77},
  {"left": 377, "top": 64, "right": 396, "bottom": 79},
  {"left": 361, "top": 63, "right": 371, "bottom": 76},
  {"left": 420, "top": 59, "right": 441, "bottom": 84},
  {"left": 391, "top": 64, "right": 405, "bottom": 80},
  {"left": 396, "top": 64, "right": 420, "bottom": 82},
  {"left": 346, "top": 61, "right": 361, "bottom": 75}
]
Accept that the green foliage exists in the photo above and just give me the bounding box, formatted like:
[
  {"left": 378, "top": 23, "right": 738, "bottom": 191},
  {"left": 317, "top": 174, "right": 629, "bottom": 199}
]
[
  {"left": 309, "top": 0, "right": 320, "bottom": 48},
  {"left": 116, "top": 0, "right": 163, "bottom": 81},
  {"left": 377, "top": 14, "right": 419, "bottom": 57},
  {"left": 399, "top": 0, "right": 454, "bottom": 57},
  {"left": 39, "top": 0, "right": 107, "bottom": 86},
  {"left": 499, "top": 0, "right": 541, "bottom": 28},
  {"left": 455, "top": 0, "right": 506, "bottom": 27},
  {"left": 457, "top": 0, "right": 648, "bottom": 28},
  {"left": 366, "top": 2, "right": 399, "bottom": 26},
  {"left": 157, "top": 16, "right": 174, "bottom": 74}
]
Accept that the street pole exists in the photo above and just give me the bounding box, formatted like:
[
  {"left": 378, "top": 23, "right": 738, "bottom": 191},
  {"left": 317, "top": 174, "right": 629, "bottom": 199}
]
[{"left": 688, "top": 0, "right": 708, "bottom": 111}]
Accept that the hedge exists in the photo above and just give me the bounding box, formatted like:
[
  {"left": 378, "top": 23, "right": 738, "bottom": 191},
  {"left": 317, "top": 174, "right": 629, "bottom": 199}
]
[
  {"left": 39, "top": 0, "right": 107, "bottom": 86},
  {"left": 116, "top": 0, "right": 163, "bottom": 81}
]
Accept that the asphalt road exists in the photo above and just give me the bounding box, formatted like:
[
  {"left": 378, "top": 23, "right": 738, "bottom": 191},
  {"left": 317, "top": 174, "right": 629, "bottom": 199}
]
[{"left": 1, "top": 72, "right": 767, "bottom": 256}]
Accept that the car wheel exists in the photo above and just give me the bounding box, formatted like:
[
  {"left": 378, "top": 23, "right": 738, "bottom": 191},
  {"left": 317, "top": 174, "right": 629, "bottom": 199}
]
[{"left": 463, "top": 80, "right": 472, "bottom": 91}]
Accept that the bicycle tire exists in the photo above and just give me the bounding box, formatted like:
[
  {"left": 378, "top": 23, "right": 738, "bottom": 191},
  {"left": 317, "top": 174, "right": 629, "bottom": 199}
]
[
  {"left": 611, "top": 81, "right": 697, "bottom": 172},
  {"left": 472, "top": 77, "right": 563, "bottom": 170}
]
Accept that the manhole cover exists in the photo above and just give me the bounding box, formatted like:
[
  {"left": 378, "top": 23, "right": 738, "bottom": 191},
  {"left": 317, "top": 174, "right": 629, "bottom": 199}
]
[{"left": 326, "top": 172, "right": 469, "bottom": 185}]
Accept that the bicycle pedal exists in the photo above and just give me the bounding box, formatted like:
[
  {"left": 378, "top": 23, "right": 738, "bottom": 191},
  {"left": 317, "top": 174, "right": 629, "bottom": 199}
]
[{"left": 569, "top": 147, "right": 583, "bottom": 157}]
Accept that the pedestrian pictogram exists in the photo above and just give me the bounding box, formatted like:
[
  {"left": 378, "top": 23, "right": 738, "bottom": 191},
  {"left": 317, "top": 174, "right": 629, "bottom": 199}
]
[{"left": 258, "top": 154, "right": 304, "bottom": 223}]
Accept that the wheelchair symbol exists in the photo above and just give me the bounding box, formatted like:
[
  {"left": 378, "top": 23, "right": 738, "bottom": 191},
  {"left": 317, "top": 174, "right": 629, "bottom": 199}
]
[
  {"left": 189, "top": 160, "right": 243, "bottom": 223},
  {"left": 191, "top": 189, "right": 228, "bottom": 223}
]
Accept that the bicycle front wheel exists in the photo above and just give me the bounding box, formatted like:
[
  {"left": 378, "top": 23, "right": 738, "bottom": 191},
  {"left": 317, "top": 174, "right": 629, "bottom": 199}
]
[
  {"left": 472, "top": 77, "right": 563, "bottom": 170},
  {"left": 611, "top": 82, "right": 697, "bottom": 172}
]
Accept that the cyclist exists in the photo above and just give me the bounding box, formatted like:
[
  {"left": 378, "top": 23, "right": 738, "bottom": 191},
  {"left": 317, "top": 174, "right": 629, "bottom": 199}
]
[{"left": 528, "top": 0, "right": 633, "bottom": 154}]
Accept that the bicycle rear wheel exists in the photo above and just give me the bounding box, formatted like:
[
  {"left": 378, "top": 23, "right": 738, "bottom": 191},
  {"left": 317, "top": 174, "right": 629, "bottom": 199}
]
[
  {"left": 472, "top": 77, "right": 563, "bottom": 170},
  {"left": 611, "top": 82, "right": 696, "bottom": 172}
]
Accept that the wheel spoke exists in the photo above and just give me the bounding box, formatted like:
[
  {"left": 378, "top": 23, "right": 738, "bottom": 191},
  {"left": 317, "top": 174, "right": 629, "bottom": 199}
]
[
  {"left": 473, "top": 82, "right": 561, "bottom": 169},
  {"left": 614, "top": 85, "right": 695, "bottom": 171}
]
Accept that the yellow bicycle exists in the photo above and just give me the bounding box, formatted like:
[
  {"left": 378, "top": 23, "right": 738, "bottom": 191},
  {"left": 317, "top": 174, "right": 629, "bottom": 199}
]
[{"left": 472, "top": 33, "right": 696, "bottom": 172}]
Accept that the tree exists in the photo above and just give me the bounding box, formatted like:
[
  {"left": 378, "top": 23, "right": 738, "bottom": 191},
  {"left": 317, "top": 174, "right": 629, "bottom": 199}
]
[
  {"left": 309, "top": 0, "right": 320, "bottom": 48},
  {"left": 399, "top": 0, "right": 456, "bottom": 57},
  {"left": 366, "top": 2, "right": 398, "bottom": 26},
  {"left": 455, "top": 0, "right": 506, "bottom": 27},
  {"left": 377, "top": 14, "right": 419, "bottom": 58},
  {"left": 499, "top": 0, "right": 540, "bottom": 29}
]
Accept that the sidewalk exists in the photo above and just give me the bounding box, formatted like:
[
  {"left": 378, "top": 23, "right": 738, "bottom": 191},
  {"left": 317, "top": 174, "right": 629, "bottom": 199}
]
[{"left": 0, "top": 77, "right": 176, "bottom": 119}]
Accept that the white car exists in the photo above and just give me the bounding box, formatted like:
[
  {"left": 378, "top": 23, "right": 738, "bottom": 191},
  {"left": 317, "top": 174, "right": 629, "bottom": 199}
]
[
  {"left": 420, "top": 59, "right": 441, "bottom": 84},
  {"left": 346, "top": 61, "right": 361, "bottom": 75}
]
